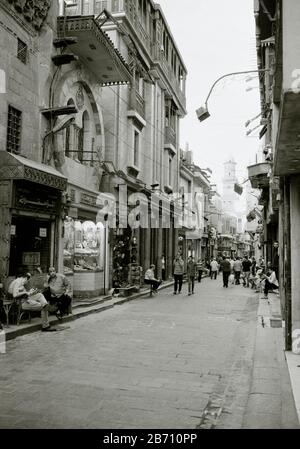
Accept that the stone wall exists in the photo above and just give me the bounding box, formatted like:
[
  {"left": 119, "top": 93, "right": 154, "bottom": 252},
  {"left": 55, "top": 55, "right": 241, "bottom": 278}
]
[{"left": 0, "top": 1, "right": 56, "bottom": 160}]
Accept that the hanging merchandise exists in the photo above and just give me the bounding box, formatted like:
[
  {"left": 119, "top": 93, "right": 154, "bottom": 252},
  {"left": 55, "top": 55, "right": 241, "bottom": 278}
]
[{"left": 112, "top": 228, "right": 132, "bottom": 289}]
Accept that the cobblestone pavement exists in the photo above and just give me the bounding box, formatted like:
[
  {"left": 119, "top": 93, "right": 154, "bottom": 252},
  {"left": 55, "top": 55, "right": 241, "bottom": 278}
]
[{"left": 0, "top": 276, "right": 298, "bottom": 429}]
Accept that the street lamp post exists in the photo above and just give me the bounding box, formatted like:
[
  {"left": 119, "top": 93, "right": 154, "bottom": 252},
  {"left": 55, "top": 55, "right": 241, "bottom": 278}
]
[{"left": 196, "top": 69, "right": 269, "bottom": 122}]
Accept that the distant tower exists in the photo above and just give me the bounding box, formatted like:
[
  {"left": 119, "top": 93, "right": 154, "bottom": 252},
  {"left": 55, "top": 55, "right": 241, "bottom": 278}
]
[{"left": 222, "top": 158, "right": 238, "bottom": 212}]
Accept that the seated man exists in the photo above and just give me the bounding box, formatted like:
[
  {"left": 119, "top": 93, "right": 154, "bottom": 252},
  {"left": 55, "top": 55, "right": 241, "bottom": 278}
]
[
  {"left": 144, "top": 264, "right": 162, "bottom": 294},
  {"left": 44, "top": 267, "right": 72, "bottom": 319},
  {"left": 262, "top": 266, "right": 279, "bottom": 299},
  {"left": 8, "top": 272, "right": 56, "bottom": 332}
]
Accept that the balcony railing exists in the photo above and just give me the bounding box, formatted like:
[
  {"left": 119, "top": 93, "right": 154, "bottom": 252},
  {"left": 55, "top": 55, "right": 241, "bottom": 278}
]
[
  {"left": 63, "top": 0, "right": 186, "bottom": 109},
  {"left": 65, "top": 0, "right": 125, "bottom": 16},
  {"left": 151, "top": 43, "right": 186, "bottom": 109},
  {"left": 129, "top": 90, "right": 145, "bottom": 119}
]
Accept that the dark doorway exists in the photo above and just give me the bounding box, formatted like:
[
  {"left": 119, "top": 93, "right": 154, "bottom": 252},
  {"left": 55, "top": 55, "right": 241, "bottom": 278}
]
[{"left": 9, "top": 216, "right": 52, "bottom": 276}]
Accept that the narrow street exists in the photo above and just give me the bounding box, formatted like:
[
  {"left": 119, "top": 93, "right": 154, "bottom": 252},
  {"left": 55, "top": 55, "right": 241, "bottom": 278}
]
[{"left": 0, "top": 275, "right": 298, "bottom": 429}]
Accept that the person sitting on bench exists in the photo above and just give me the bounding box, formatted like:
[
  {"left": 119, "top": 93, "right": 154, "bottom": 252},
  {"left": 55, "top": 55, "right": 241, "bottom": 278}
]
[
  {"left": 43, "top": 267, "right": 72, "bottom": 320},
  {"left": 144, "top": 264, "right": 162, "bottom": 294},
  {"left": 8, "top": 272, "right": 56, "bottom": 332}
]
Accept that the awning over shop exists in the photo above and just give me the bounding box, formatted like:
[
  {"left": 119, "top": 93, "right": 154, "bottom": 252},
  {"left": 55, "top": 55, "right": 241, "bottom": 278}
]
[
  {"left": 274, "top": 90, "right": 300, "bottom": 175},
  {"left": 0, "top": 151, "right": 67, "bottom": 190},
  {"left": 57, "top": 15, "right": 132, "bottom": 86}
]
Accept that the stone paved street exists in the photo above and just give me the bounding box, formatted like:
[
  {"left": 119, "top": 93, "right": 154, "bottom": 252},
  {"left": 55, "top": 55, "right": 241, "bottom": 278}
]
[{"left": 0, "top": 275, "right": 298, "bottom": 429}]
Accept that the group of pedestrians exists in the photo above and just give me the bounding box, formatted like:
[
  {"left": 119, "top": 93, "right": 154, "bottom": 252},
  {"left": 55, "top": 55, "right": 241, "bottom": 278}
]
[
  {"left": 143, "top": 253, "right": 279, "bottom": 300},
  {"left": 144, "top": 253, "right": 209, "bottom": 297},
  {"left": 206, "top": 254, "right": 279, "bottom": 298}
]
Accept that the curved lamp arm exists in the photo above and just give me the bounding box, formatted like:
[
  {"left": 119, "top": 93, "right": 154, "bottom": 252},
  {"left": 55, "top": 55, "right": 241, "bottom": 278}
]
[
  {"left": 196, "top": 69, "right": 269, "bottom": 122},
  {"left": 204, "top": 69, "right": 268, "bottom": 107}
]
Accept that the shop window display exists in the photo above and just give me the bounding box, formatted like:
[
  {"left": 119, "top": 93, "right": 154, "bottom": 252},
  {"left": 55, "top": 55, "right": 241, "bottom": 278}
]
[
  {"left": 74, "top": 220, "right": 101, "bottom": 271},
  {"left": 112, "top": 229, "right": 131, "bottom": 289},
  {"left": 112, "top": 229, "right": 141, "bottom": 291},
  {"left": 63, "top": 218, "right": 104, "bottom": 273}
]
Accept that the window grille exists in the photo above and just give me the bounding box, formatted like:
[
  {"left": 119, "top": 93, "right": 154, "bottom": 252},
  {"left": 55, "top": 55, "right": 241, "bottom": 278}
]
[
  {"left": 17, "top": 38, "right": 27, "bottom": 64},
  {"left": 6, "top": 105, "right": 22, "bottom": 154}
]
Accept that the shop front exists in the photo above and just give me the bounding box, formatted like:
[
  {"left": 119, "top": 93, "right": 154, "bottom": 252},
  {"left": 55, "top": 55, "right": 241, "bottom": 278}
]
[
  {"left": 0, "top": 151, "right": 67, "bottom": 290},
  {"left": 63, "top": 186, "right": 108, "bottom": 299}
]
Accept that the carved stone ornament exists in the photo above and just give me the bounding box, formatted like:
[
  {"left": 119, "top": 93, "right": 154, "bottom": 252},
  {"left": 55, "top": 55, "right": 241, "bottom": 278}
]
[
  {"left": 75, "top": 85, "right": 84, "bottom": 110},
  {"left": 6, "top": 0, "right": 51, "bottom": 31}
]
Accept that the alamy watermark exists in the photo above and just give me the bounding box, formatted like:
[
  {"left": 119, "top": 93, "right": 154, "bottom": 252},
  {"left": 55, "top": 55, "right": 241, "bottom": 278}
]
[
  {"left": 93, "top": 186, "right": 204, "bottom": 230},
  {"left": 0, "top": 328, "right": 6, "bottom": 354},
  {"left": 0, "top": 69, "right": 6, "bottom": 94}
]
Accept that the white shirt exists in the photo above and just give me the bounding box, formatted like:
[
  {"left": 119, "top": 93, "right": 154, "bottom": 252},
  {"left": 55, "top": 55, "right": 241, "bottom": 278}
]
[
  {"left": 144, "top": 269, "right": 155, "bottom": 281},
  {"left": 267, "top": 271, "right": 279, "bottom": 287},
  {"left": 8, "top": 277, "right": 28, "bottom": 298},
  {"left": 210, "top": 260, "right": 219, "bottom": 271}
]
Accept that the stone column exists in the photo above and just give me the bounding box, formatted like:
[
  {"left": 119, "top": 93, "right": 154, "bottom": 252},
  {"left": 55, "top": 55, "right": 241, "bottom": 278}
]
[
  {"left": 173, "top": 227, "right": 179, "bottom": 262},
  {"left": 167, "top": 227, "right": 173, "bottom": 279},
  {"left": 290, "top": 176, "right": 300, "bottom": 353},
  {"left": 144, "top": 228, "right": 151, "bottom": 273},
  {"left": 156, "top": 226, "right": 163, "bottom": 279}
]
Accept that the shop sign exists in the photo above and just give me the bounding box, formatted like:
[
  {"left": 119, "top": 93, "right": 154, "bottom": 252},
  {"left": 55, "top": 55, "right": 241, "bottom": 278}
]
[
  {"left": 22, "top": 252, "right": 40, "bottom": 266},
  {"left": 10, "top": 225, "right": 16, "bottom": 236},
  {"left": 81, "top": 193, "right": 97, "bottom": 206},
  {"left": 68, "top": 207, "right": 78, "bottom": 218},
  {"left": 39, "top": 228, "right": 47, "bottom": 237}
]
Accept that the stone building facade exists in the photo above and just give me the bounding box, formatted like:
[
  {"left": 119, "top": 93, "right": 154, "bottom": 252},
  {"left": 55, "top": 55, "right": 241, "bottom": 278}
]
[
  {"left": 0, "top": 0, "right": 132, "bottom": 298},
  {"left": 0, "top": 0, "right": 188, "bottom": 299},
  {"left": 0, "top": 0, "right": 68, "bottom": 293},
  {"left": 63, "top": 0, "right": 188, "bottom": 286}
]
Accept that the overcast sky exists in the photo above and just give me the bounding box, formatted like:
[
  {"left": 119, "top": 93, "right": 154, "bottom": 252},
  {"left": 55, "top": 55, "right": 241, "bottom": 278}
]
[{"left": 156, "top": 0, "right": 261, "bottom": 193}]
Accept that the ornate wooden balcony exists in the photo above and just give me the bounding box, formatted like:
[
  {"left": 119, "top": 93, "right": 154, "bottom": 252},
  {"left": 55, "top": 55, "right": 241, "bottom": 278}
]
[{"left": 57, "top": 15, "right": 132, "bottom": 85}]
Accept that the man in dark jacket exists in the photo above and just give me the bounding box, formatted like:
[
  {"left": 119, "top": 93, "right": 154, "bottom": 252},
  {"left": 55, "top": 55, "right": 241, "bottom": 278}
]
[
  {"left": 220, "top": 256, "right": 231, "bottom": 288},
  {"left": 187, "top": 255, "right": 197, "bottom": 295},
  {"left": 242, "top": 256, "right": 252, "bottom": 287}
]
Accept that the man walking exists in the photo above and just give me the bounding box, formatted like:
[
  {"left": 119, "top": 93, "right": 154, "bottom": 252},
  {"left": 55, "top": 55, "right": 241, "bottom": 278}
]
[
  {"left": 210, "top": 258, "right": 219, "bottom": 280},
  {"left": 173, "top": 253, "right": 184, "bottom": 294},
  {"left": 187, "top": 255, "right": 197, "bottom": 295},
  {"left": 220, "top": 256, "right": 231, "bottom": 288},
  {"left": 233, "top": 257, "right": 242, "bottom": 285},
  {"left": 242, "top": 256, "right": 252, "bottom": 287},
  {"left": 196, "top": 258, "right": 204, "bottom": 283}
]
